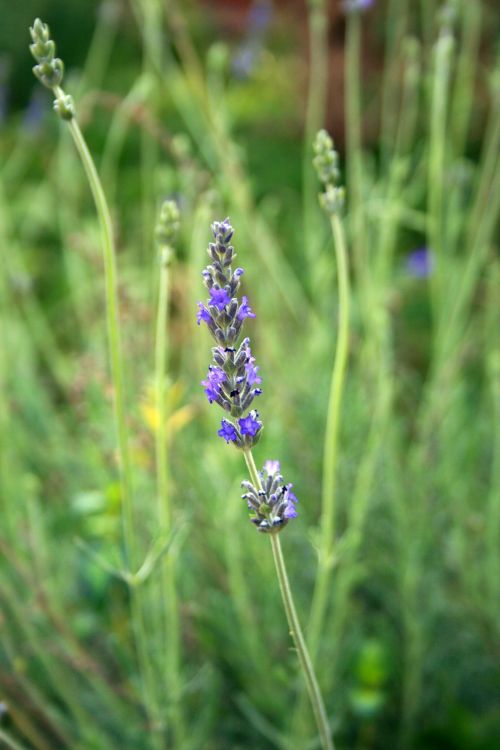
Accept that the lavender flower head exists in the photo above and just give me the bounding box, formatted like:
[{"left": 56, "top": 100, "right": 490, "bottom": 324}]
[
  {"left": 197, "top": 219, "right": 263, "bottom": 450},
  {"left": 29, "top": 19, "right": 75, "bottom": 120},
  {"left": 197, "top": 219, "right": 298, "bottom": 531},
  {"left": 242, "top": 461, "right": 298, "bottom": 533}
]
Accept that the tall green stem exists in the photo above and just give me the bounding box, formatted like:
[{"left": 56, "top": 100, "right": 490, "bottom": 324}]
[
  {"left": 243, "top": 449, "right": 334, "bottom": 750},
  {"left": 54, "top": 89, "right": 135, "bottom": 565},
  {"left": 307, "top": 214, "right": 350, "bottom": 658},
  {"left": 303, "top": 0, "right": 328, "bottom": 288},
  {"left": 55, "top": 90, "right": 162, "bottom": 748},
  {"left": 427, "top": 27, "right": 454, "bottom": 319},
  {"left": 345, "top": 12, "right": 365, "bottom": 286},
  {"left": 155, "top": 255, "right": 185, "bottom": 746}
]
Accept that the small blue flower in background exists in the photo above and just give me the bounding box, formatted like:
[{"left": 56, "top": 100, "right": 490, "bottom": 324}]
[
  {"left": 232, "top": 0, "right": 273, "bottom": 80},
  {"left": 406, "top": 247, "right": 434, "bottom": 279},
  {"left": 248, "top": 0, "right": 272, "bottom": 32},
  {"left": 343, "top": 0, "right": 375, "bottom": 14}
]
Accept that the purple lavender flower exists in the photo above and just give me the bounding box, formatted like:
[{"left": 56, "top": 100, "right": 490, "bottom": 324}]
[
  {"left": 242, "top": 461, "right": 298, "bottom": 532},
  {"left": 283, "top": 485, "right": 298, "bottom": 519},
  {"left": 197, "top": 302, "right": 211, "bottom": 326},
  {"left": 198, "top": 219, "right": 262, "bottom": 447},
  {"left": 218, "top": 419, "right": 238, "bottom": 443},
  {"left": 244, "top": 343, "right": 262, "bottom": 385},
  {"left": 198, "top": 218, "right": 297, "bottom": 532},
  {"left": 238, "top": 296, "right": 256, "bottom": 321},
  {"left": 406, "top": 247, "right": 434, "bottom": 279},
  {"left": 238, "top": 411, "right": 261, "bottom": 437},
  {"left": 209, "top": 287, "right": 231, "bottom": 311},
  {"left": 201, "top": 366, "right": 226, "bottom": 404}
]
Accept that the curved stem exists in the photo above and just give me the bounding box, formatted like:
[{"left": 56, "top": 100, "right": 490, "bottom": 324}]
[
  {"left": 55, "top": 89, "right": 135, "bottom": 567},
  {"left": 307, "top": 213, "right": 350, "bottom": 659},
  {"left": 243, "top": 450, "right": 334, "bottom": 750},
  {"left": 56, "top": 91, "right": 163, "bottom": 746}
]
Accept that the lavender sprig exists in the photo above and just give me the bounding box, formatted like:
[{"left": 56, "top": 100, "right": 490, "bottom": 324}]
[
  {"left": 197, "top": 219, "right": 333, "bottom": 748},
  {"left": 197, "top": 219, "right": 263, "bottom": 452},
  {"left": 29, "top": 19, "right": 74, "bottom": 120},
  {"left": 198, "top": 220, "right": 299, "bottom": 533}
]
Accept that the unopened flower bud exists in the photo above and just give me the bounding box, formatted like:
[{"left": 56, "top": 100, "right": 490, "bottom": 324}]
[
  {"left": 155, "top": 200, "right": 180, "bottom": 254},
  {"left": 29, "top": 19, "right": 65, "bottom": 89},
  {"left": 53, "top": 92, "right": 74, "bottom": 120}
]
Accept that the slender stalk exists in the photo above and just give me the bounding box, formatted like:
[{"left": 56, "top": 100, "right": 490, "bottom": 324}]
[
  {"left": 427, "top": 26, "right": 454, "bottom": 318},
  {"left": 155, "top": 258, "right": 171, "bottom": 531},
  {"left": 54, "top": 88, "right": 135, "bottom": 565},
  {"left": 379, "top": 0, "right": 410, "bottom": 172},
  {"left": 155, "top": 254, "right": 185, "bottom": 746},
  {"left": 450, "top": 0, "right": 481, "bottom": 157},
  {"left": 303, "top": 0, "right": 328, "bottom": 288},
  {"left": 243, "top": 449, "right": 334, "bottom": 750},
  {"left": 0, "top": 729, "right": 31, "bottom": 750},
  {"left": 376, "top": 37, "right": 421, "bottom": 284},
  {"left": 307, "top": 213, "right": 350, "bottom": 658},
  {"left": 486, "top": 314, "right": 500, "bottom": 615},
  {"left": 54, "top": 89, "right": 163, "bottom": 748},
  {"left": 345, "top": 11, "right": 365, "bottom": 285}
]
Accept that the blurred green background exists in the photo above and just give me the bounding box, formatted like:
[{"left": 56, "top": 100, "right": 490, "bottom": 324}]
[{"left": 0, "top": 1, "right": 499, "bottom": 749}]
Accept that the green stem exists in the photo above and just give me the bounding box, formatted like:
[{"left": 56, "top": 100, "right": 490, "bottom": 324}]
[
  {"left": 345, "top": 11, "right": 365, "bottom": 286},
  {"left": 376, "top": 37, "right": 421, "bottom": 284},
  {"left": 379, "top": 0, "right": 410, "bottom": 171},
  {"left": 302, "top": 0, "right": 328, "bottom": 287},
  {"left": 307, "top": 214, "right": 350, "bottom": 659},
  {"left": 155, "top": 253, "right": 185, "bottom": 746},
  {"left": 243, "top": 450, "right": 334, "bottom": 750},
  {"left": 427, "top": 27, "right": 454, "bottom": 318},
  {"left": 155, "top": 257, "right": 171, "bottom": 540},
  {"left": 0, "top": 729, "right": 31, "bottom": 750},
  {"left": 55, "top": 90, "right": 163, "bottom": 747},
  {"left": 54, "top": 89, "right": 135, "bottom": 567},
  {"left": 450, "top": 0, "right": 481, "bottom": 157}
]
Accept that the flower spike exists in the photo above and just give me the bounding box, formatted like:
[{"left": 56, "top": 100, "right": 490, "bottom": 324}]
[{"left": 197, "top": 218, "right": 297, "bottom": 531}]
